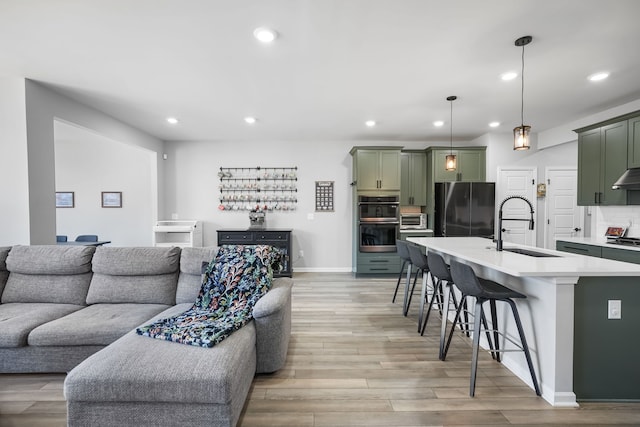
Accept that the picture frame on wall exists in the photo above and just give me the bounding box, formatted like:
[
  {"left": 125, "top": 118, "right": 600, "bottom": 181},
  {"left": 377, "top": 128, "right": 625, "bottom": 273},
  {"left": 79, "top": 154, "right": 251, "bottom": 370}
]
[
  {"left": 56, "top": 192, "right": 75, "bottom": 208},
  {"left": 101, "top": 191, "right": 122, "bottom": 208}
]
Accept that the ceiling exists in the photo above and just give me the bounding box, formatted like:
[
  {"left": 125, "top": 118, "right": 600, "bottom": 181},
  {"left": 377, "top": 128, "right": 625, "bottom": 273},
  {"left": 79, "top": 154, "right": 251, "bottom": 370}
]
[{"left": 2, "top": 0, "right": 640, "bottom": 143}]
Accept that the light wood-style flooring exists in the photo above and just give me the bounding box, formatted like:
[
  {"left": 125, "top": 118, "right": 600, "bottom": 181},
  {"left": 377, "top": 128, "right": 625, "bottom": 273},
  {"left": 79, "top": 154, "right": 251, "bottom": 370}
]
[{"left": 1, "top": 272, "right": 639, "bottom": 426}]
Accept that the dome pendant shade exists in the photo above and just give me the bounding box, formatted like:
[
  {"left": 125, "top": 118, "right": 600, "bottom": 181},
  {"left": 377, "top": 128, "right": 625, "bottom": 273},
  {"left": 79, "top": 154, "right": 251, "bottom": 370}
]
[
  {"left": 445, "top": 154, "right": 457, "bottom": 171},
  {"left": 513, "top": 125, "right": 531, "bottom": 150}
]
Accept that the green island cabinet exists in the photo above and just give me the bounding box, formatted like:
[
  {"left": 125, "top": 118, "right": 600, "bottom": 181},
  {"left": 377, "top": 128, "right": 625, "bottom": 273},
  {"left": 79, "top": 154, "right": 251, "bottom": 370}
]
[
  {"left": 400, "top": 151, "right": 427, "bottom": 206},
  {"left": 350, "top": 147, "right": 401, "bottom": 191},
  {"left": 575, "top": 110, "right": 640, "bottom": 206},
  {"left": 425, "top": 146, "right": 486, "bottom": 229},
  {"left": 556, "top": 239, "right": 640, "bottom": 400}
]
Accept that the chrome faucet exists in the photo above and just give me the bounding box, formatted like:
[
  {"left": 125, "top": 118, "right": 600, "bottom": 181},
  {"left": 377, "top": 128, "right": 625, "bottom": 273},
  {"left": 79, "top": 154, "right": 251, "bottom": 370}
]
[{"left": 496, "top": 195, "right": 535, "bottom": 251}]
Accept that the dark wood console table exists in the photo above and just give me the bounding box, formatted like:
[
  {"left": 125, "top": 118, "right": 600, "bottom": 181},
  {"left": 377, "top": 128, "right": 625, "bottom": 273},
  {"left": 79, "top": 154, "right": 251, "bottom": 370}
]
[{"left": 216, "top": 229, "right": 292, "bottom": 277}]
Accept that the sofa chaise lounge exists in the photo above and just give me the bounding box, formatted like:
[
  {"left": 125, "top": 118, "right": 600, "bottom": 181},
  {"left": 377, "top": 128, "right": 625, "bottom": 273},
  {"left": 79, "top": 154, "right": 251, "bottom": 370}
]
[{"left": 0, "top": 244, "right": 292, "bottom": 427}]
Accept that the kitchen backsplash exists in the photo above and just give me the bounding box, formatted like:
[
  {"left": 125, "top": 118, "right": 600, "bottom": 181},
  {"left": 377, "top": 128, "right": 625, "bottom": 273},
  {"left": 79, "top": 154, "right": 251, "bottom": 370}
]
[{"left": 593, "top": 206, "right": 640, "bottom": 238}]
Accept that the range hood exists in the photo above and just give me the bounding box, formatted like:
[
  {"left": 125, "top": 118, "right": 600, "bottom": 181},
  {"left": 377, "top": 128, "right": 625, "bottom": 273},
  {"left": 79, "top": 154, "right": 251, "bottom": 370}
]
[{"left": 612, "top": 168, "right": 640, "bottom": 190}]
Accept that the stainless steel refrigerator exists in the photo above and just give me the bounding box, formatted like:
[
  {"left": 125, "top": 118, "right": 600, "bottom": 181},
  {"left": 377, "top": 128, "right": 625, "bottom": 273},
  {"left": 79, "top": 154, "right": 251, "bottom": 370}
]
[{"left": 434, "top": 182, "right": 495, "bottom": 238}]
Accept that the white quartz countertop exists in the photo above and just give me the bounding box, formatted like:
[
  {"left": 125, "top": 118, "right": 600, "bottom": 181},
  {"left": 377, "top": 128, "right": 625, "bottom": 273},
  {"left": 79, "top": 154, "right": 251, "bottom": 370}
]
[
  {"left": 556, "top": 236, "right": 640, "bottom": 252},
  {"left": 407, "top": 237, "right": 640, "bottom": 278}
]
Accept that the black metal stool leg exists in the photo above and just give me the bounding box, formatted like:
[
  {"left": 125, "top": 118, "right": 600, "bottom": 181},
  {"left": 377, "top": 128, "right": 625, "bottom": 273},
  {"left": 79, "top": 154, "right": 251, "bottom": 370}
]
[
  {"left": 507, "top": 298, "right": 542, "bottom": 396},
  {"left": 405, "top": 269, "right": 420, "bottom": 315},
  {"left": 392, "top": 259, "right": 407, "bottom": 303},
  {"left": 470, "top": 299, "right": 484, "bottom": 397},
  {"left": 402, "top": 267, "right": 417, "bottom": 316},
  {"left": 419, "top": 275, "right": 440, "bottom": 334},
  {"left": 441, "top": 293, "right": 466, "bottom": 360},
  {"left": 489, "top": 299, "right": 500, "bottom": 362}
]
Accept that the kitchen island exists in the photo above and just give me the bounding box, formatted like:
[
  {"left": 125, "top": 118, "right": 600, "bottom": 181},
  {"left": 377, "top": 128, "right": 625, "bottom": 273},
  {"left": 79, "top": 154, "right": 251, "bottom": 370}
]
[{"left": 407, "top": 236, "right": 640, "bottom": 407}]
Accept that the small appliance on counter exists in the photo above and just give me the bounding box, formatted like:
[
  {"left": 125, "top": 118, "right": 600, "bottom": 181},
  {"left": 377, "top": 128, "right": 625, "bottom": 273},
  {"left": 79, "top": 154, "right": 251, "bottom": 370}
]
[
  {"left": 400, "top": 213, "right": 427, "bottom": 230},
  {"left": 249, "top": 210, "right": 266, "bottom": 229},
  {"left": 603, "top": 226, "right": 640, "bottom": 246}
]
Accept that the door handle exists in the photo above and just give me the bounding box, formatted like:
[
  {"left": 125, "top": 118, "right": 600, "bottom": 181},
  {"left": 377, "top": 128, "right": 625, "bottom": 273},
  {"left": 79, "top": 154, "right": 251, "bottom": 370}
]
[{"left": 574, "top": 227, "right": 582, "bottom": 232}]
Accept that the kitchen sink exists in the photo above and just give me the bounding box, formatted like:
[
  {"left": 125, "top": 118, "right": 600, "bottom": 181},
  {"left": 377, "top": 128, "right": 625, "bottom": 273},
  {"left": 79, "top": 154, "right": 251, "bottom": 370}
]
[{"left": 503, "top": 248, "right": 560, "bottom": 258}]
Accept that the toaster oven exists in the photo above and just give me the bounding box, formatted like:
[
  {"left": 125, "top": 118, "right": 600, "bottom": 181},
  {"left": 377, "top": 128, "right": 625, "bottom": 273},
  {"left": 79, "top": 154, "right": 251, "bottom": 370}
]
[{"left": 400, "top": 213, "right": 426, "bottom": 230}]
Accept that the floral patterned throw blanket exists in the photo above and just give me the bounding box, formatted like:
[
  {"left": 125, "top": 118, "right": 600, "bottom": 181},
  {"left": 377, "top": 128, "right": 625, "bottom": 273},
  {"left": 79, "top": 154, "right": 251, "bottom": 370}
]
[{"left": 136, "top": 244, "right": 277, "bottom": 348}]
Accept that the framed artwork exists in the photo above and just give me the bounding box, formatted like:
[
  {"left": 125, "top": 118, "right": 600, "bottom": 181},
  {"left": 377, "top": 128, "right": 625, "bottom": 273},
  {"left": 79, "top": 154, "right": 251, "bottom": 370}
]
[
  {"left": 56, "top": 192, "right": 75, "bottom": 208},
  {"left": 101, "top": 191, "right": 122, "bottom": 208}
]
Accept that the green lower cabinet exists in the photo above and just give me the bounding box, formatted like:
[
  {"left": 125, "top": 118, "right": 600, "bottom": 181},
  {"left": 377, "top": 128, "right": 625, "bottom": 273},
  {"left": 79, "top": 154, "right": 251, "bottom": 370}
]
[
  {"left": 601, "top": 247, "right": 640, "bottom": 264},
  {"left": 555, "top": 241, "right": 602, "bottom": 257},
  {"left": 357, "top": 252, "right": 401, "bottom": 274},
  {"left": 556, "top": 240, "right": 640, "bottom": 264}
]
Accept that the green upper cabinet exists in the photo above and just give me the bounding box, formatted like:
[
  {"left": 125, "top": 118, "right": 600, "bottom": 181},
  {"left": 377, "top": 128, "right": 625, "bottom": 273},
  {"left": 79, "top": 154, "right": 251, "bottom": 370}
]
[
  {"left": 577, "top": 121, "right": 628, "bottom": 205},
  {"left": 401, "top": 151, "right": 426, "bottom": 206},
  {"left": 628, "top": 115, "right": 640, "bottom": 169},
  {"left": 431, "top": 148, "right": 486, "bottom": 182},
  {"left": 350, "top": 147, "right": 402, "bottom": 191}
]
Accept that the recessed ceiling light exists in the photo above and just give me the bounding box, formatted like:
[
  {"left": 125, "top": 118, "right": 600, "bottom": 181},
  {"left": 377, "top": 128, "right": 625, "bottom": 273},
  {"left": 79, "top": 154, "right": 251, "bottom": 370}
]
[
  {"left": 365, "top": 120, "right": 376, "bottom": 127},
  {"left": 253, "top": 27, "right": 278, "bottom": 43},
  {"left": 244, "top": 117, "right": 257, "bottom": 124},
  {"left": 489, "top": 122, "right": 500, "bottom": 128},
  {"left": 501, "top": 72, "right": 518, "bottom": 81},
  {"left": 589, "top": 72, "right": 609, "bottom": 82},
  {"left": 166, "top": 117, "right": 179, "bottom": 125},
  {"left": 433, "top": 121, "right": 444, "bottom": 127}
]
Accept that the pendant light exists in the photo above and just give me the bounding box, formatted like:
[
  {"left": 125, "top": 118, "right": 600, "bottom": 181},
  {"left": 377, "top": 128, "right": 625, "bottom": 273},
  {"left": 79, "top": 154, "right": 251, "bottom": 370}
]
[
  {"left": 445, "top": 95, "right": 457, "bottom": 171},
  {"left": 513, "top": 35, "right": 532, "bottom": 150}
]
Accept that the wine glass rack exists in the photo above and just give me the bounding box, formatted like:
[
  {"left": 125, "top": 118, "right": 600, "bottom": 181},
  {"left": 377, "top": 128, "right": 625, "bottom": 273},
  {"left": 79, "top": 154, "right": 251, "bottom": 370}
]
[{"left": 218, "top": 166, "right": 298, "bottom": 211}]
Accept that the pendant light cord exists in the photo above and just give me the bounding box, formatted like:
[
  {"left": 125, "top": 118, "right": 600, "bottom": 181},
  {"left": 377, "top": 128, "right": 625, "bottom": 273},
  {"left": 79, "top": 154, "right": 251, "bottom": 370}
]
[
  {"left": 521, "top": 43, "right": 525, "bottom": 127},
  {"left": 450, "top": 99, "right": 453, "bottom": 154}
]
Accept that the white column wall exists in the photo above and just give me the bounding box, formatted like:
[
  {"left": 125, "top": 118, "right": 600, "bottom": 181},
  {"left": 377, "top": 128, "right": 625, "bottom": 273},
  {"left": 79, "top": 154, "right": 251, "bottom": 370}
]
[{"left": 0, "top": 78, "right": 30, "bottom": 245}]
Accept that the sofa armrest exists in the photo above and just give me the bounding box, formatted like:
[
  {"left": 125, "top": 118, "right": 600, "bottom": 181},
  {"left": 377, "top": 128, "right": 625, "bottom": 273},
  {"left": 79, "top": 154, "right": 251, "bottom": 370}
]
[{"left": 252, "top": 278, "right": 292, "bottom": 373}]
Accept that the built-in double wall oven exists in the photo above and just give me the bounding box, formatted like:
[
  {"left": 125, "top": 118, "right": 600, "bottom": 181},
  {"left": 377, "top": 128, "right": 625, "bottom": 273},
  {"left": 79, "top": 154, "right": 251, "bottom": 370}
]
[{"left": 358, "top": 195, "right": 399, "bottom": 252}]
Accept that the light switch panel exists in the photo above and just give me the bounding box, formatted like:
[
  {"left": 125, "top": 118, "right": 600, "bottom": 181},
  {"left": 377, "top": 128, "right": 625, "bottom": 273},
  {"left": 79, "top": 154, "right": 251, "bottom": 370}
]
[{"left": 608, "top": 300, "right": 621, "bottom": 319}]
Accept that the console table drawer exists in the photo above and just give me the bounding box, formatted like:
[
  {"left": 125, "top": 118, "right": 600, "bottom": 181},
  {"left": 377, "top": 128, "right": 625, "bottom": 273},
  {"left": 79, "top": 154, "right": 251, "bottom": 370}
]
[
  {"left": 218, "top": 232, "right": 253, "bottom": 243},
  {"left": 254, "top": 232, "right": 289, "bottom": 242}
]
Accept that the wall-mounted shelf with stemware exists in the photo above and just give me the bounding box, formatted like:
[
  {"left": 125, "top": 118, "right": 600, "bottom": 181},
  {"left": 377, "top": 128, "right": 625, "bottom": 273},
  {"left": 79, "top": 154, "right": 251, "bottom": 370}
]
[{"left": 218, "top": 166, "right": 298, "bottom": 211}]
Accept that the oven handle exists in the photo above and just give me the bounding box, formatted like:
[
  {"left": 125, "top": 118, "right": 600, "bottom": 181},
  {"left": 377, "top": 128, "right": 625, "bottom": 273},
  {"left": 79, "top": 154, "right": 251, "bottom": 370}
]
[
  {"left": 358, "top": 202, "right": 399, "bottom": 206},
  {"left": 359, "top": 219, "right": 400, "bottom": 224}
]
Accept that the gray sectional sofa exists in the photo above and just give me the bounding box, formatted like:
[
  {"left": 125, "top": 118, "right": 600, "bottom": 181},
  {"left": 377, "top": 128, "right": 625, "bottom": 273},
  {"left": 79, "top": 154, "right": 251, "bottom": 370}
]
[{"left": 0, "top": 244, "right": 292, "bottom": 427}]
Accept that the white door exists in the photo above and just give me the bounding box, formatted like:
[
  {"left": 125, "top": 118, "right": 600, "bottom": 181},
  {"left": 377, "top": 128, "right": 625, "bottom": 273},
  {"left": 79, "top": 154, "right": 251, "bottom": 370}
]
[
  {"left": 545, "top": 167, "right": 584, "bottom": 249},
  {"left": 496, "top": 167, "right": 537, "bottom": 247}
]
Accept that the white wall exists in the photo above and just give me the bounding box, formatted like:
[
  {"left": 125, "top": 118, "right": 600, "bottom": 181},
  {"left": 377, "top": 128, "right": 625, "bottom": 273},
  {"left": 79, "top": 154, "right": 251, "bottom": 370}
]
[
  {"left": 164, "top": 139, "right": 428, "bottom": 271},
  {"left": 0, "top": 78, "right": 30, "bottom": 244},
  {"left": 0, "top": 79, "right": 166, "bottom": 244},
  {"left": 476, "top": 131, "right": 578, "bottom": 245},
  {"left": 55, "top": 123, "right": 156, "bottom": 246}
]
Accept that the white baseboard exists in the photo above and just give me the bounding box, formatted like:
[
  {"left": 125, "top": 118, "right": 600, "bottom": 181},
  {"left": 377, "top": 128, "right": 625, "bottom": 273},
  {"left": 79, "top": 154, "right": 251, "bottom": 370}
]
[{"left": 292, "top": 267, "right": 353, "bottom": 273}]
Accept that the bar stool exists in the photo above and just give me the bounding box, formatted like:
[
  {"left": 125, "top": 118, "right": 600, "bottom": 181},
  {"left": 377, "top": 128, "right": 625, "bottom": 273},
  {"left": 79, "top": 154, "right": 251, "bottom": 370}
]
[
  {"left": 393, "top": 240, "right": 414, "bottom": 306},
  {"left": 449, "top": 259, "right": 541, "bottom": 397},
  {"left": 423, "top": 251, "right": 470, "bottom": 359},
  {"left": 406, "top": 244, "right": 437, "bottom": 323}
]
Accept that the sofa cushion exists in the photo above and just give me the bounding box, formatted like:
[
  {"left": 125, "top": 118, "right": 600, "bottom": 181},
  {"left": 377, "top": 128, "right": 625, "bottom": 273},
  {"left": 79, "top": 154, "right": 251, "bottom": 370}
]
[
  {"left": 86, "top": 247, "right": 181, "bottom": 305},
  {"left": 176, "top": 247, "right": 217, "bottom": 304},
  {"left": 28, "top": 303, "right": 172, "bottom": 347},
  {"left": 64, "top": 315, "right": 257, "bottom": 405},
  {"left": 0, "top": 246, "right": 10, "bottom": 298},
  {"left": 0, "top": 303, "right": 84, "bottom": 347},
  {"left": 2, "top": 245, "right": 95, "bottom": 305}
]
